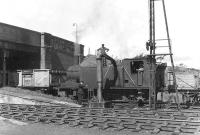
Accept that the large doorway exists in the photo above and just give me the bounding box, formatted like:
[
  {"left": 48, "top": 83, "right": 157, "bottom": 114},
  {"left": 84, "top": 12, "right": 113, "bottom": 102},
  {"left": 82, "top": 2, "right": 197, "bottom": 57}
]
[{"left": 0, "top": 49, "right": 40, "bottom": 86}]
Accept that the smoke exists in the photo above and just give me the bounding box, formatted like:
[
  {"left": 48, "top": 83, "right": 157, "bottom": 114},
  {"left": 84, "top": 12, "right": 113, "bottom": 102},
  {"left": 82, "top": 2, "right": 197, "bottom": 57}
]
[{"left": 77, "top": 0, "right": 148, "bottom": 58}]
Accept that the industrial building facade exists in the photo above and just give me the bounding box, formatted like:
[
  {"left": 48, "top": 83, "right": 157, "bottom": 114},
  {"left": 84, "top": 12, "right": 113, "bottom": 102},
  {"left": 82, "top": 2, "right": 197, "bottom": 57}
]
[{"left": 0, "top": 22, "right": 84, "bottom": 87}]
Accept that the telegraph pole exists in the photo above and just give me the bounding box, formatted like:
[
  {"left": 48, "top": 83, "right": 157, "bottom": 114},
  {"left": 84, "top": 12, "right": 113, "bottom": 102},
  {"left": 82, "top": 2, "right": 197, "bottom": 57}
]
[
  {"left": 147, "top": 0, "right": 156, "bottom": 109},
  {"left": 146, "top": 0, "right": 180, "bottom": 110}
]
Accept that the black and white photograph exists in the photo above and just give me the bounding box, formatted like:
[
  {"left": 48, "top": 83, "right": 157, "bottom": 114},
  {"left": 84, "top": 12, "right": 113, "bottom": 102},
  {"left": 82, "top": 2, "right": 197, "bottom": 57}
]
[{"left": 0, "top": 0, "right": 200, "bottom": 135}]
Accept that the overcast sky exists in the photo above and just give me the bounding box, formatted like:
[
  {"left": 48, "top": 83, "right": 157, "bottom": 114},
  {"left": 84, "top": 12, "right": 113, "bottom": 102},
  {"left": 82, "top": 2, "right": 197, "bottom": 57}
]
[{"left": 0, "top": 0, "right": 199, "bottom": 69}]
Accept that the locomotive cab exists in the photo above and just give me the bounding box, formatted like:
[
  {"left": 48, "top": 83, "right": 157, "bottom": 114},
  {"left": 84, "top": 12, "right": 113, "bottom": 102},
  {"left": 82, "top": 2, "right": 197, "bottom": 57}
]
[
  {"left": 103, "top": 57, "right": 149, "bottom": 101},
  {"left": 103, "top": 56, "right": 167, "bottom": 106}
]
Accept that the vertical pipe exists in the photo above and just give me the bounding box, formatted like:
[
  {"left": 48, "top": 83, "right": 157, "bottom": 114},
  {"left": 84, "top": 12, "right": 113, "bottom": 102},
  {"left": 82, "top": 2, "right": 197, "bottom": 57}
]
[
  {"left": 149, "top": 0, "right": 152, "bottom": 55},
  {"left": 152, "top": 0, "right": 156, "bottom": 55},
  {"left": 152, "top": 1, "right": 156, "bottom": 109},
  {"left": 2, "top": 49, "right": 7, "bottom": 86},
  {"left": 40, "top": 33, "right": 46, "bottom": 69},
  {"left": 152, "top": 62, "right": 156, "bottom": 109},
  {"left": 73, "top": 23, "right": 80, "bottom": 65},
  {"left": 149, "top": 0, "right": 152, "bottom": 108},
  {"left": 75, "top": 24, "right": 79, "bottom": 64},
  {"left": 96, "top": 56, "right": 103, "bottom": 102},
  {"left": 122, "top": 66, "right": 125, "bottom": 87},
  {"left": 149, "top": 0, "right": 156, "bottom": 109},
  {"left": 198, "top": 72, "right": 200, "bottom": 88}
]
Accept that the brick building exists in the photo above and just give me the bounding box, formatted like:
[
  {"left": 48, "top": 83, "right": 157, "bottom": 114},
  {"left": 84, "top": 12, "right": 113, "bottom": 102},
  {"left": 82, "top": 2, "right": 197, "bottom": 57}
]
[{"left": 0, "top": 22, "right": 84, "bottom": 86}]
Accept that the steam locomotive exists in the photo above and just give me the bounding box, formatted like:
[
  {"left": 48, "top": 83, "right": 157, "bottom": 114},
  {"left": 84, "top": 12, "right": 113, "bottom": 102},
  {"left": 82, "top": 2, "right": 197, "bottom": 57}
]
[{"left": 61, "top": 45, "right": 167, "bottom": 107}]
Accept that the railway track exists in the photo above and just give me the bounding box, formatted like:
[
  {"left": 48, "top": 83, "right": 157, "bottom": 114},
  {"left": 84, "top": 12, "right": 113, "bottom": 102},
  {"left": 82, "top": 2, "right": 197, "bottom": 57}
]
[{"left": 1, "top": 103, "right": 200, "bottom": 135}]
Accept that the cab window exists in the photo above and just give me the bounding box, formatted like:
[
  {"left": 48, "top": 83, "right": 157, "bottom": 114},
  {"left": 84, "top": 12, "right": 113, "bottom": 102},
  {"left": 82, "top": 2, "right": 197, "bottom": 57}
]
[{"left": 130, "top": 61, "right": 144, "bottom": 74}]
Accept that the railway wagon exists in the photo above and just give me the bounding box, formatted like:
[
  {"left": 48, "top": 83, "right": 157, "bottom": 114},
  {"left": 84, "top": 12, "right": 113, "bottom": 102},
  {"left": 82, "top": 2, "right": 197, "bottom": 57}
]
[
  {"left": 162, "top": 67, "right": 200, "bottom": 104},
  {"left": 17, "top": 69, "right": 68, "bottom": 95}
]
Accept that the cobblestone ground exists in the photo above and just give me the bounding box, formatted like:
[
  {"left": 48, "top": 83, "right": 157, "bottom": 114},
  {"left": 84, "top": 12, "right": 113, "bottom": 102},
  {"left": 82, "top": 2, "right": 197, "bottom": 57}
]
[
  {"left": 0, "top": 118, "right": 142, "bottom": 135},
  {"left": 1, "top": 104, "right": 200, "bottom": 135}
]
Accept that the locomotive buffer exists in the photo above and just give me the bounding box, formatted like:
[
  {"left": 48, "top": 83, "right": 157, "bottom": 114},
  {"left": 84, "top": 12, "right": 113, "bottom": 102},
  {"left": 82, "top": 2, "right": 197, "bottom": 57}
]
[{"left": 146, "top": 0, "right": 180, "bottom": 110}]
